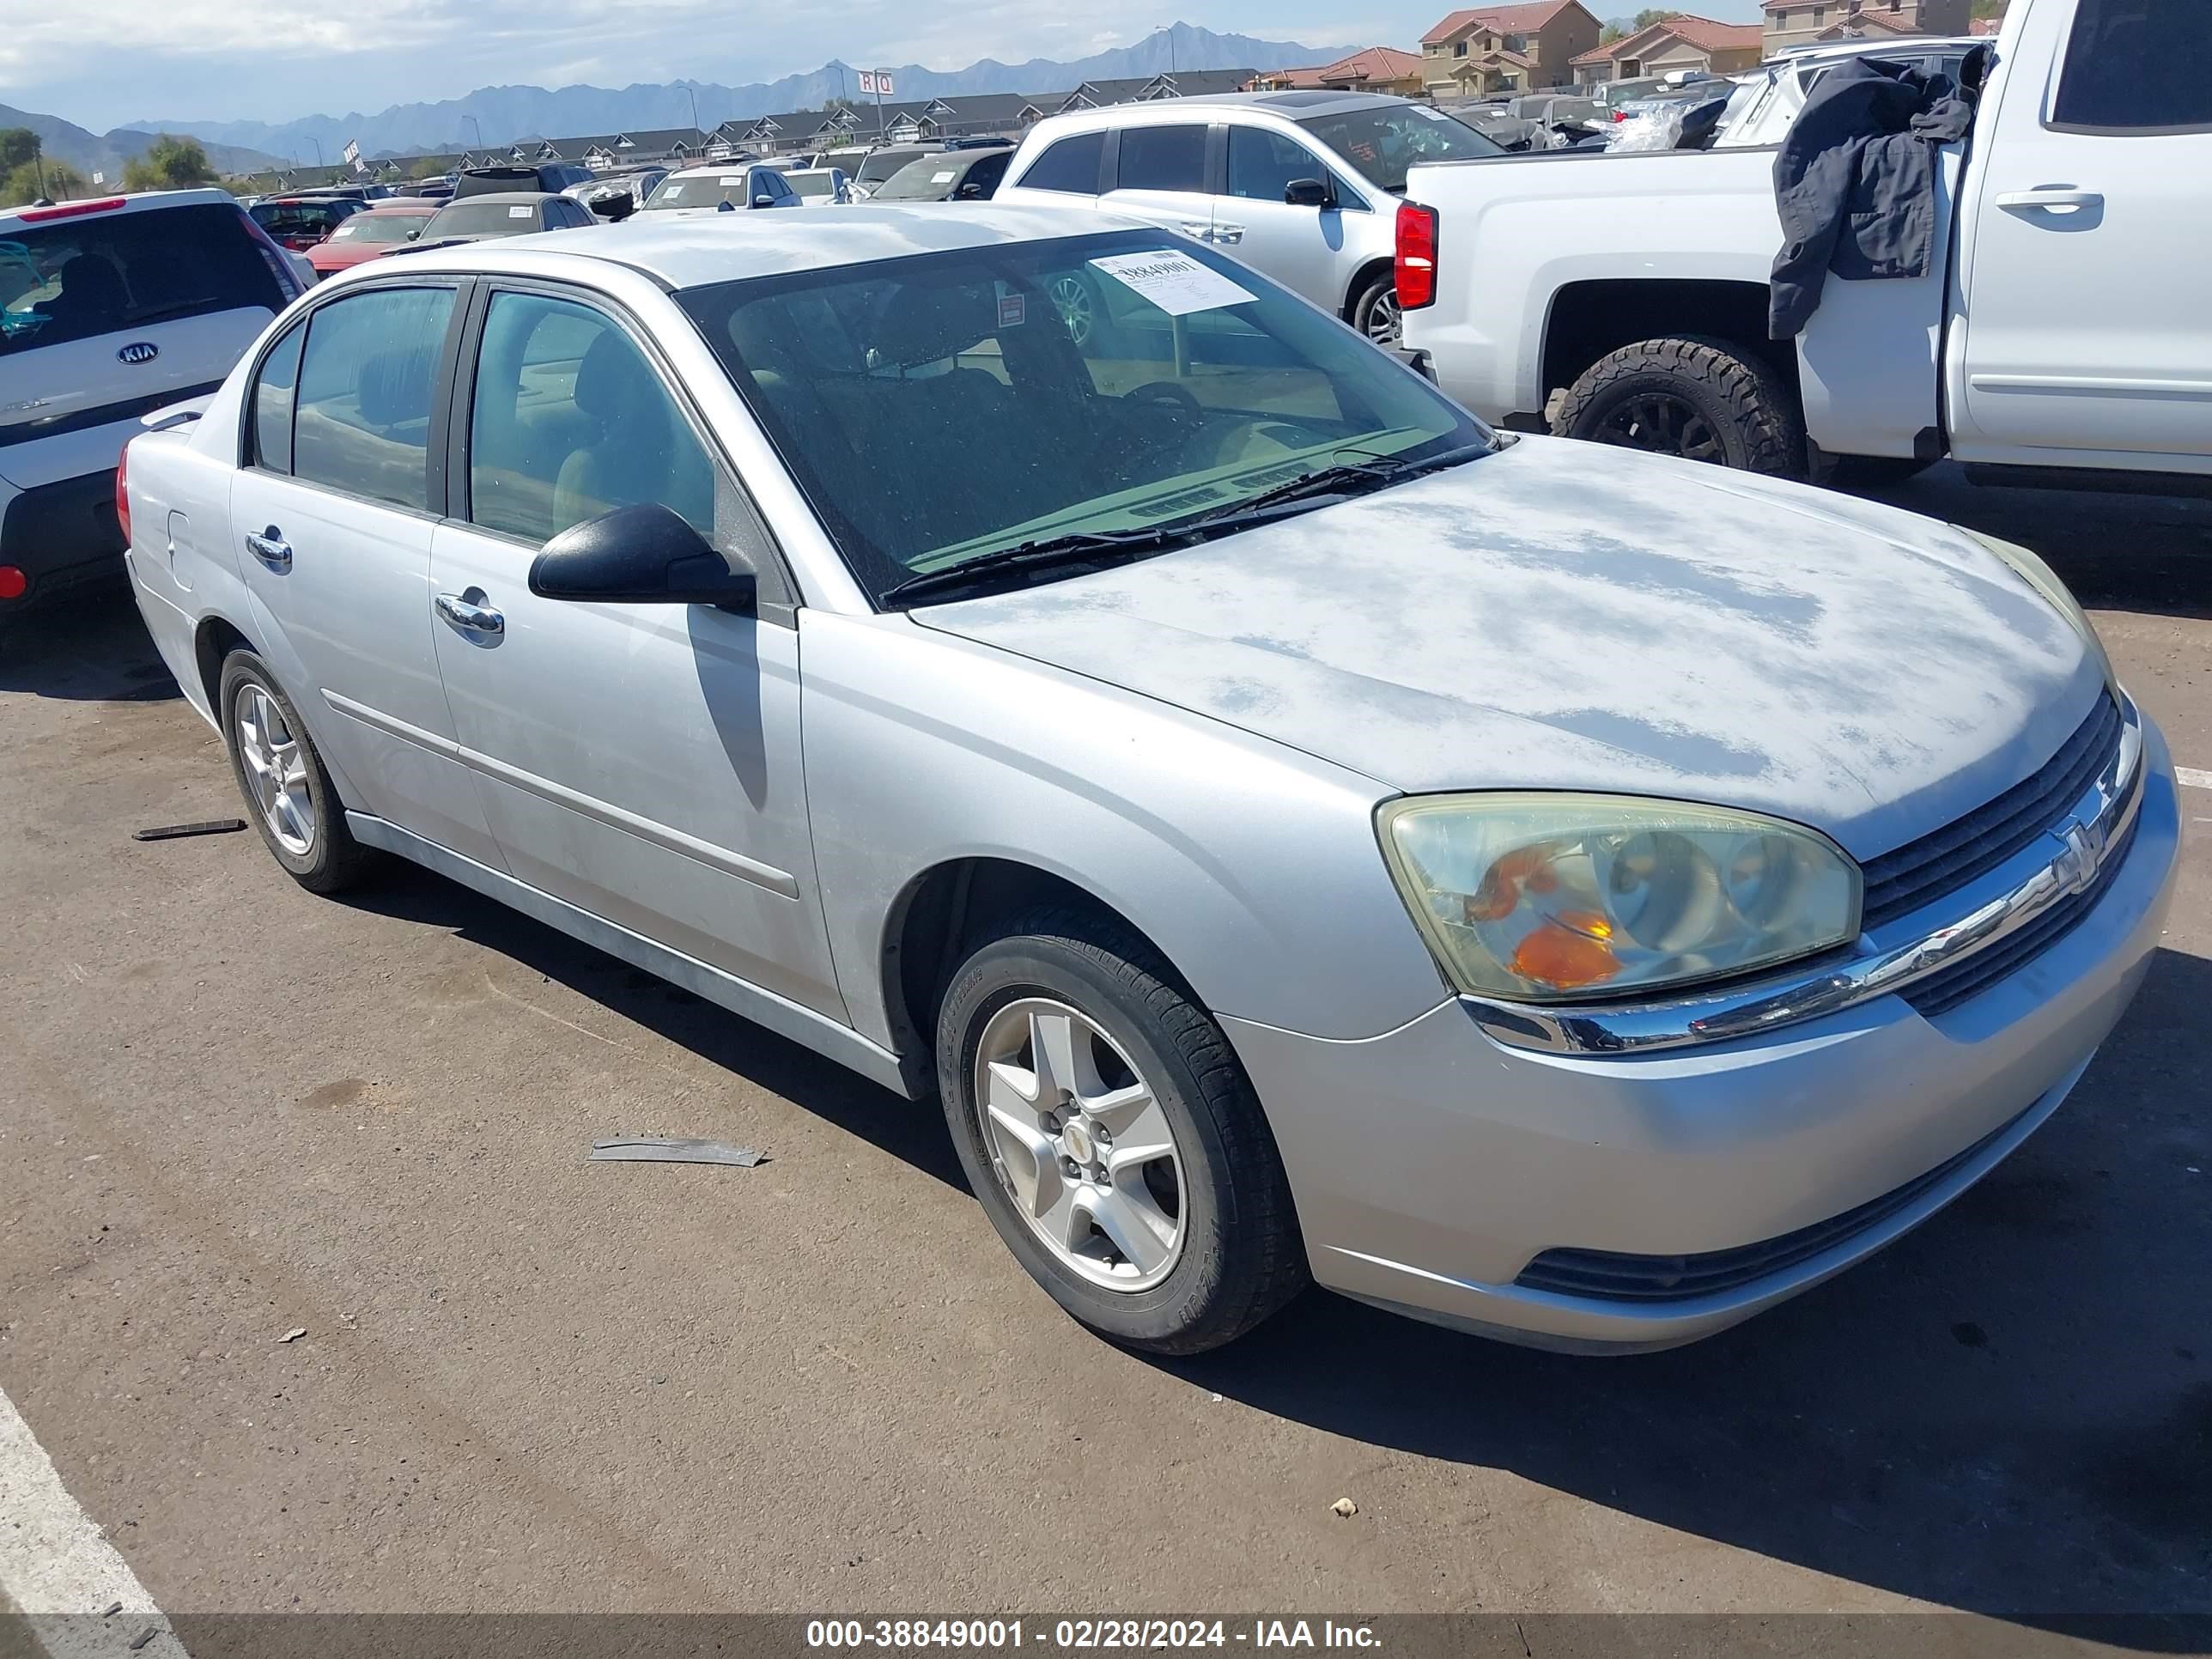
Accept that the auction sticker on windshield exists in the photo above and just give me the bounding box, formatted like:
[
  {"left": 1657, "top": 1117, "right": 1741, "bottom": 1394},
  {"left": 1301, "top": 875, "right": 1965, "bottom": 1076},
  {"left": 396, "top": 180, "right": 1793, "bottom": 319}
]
[{"left": 1088, "top": 250, "right": 1255, "bottom": 317}]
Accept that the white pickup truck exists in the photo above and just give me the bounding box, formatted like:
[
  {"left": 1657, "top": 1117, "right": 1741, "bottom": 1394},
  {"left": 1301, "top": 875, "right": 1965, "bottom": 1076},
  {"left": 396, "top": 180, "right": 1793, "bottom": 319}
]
[{"left": 1400, "top": 0, "right": 2211, "bottom": 493}]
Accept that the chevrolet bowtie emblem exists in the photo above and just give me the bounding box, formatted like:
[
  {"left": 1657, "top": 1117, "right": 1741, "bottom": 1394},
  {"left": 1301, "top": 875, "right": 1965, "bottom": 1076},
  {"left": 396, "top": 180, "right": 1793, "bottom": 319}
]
[{"left": 2050, "top": 820, "right": 2100, "bottom": 898}]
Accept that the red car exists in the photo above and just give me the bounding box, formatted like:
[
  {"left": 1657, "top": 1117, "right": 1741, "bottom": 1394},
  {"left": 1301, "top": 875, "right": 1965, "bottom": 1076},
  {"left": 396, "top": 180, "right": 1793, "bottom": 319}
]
[{"left": 302, "top": 201, "right": 441, "bottom": 279}]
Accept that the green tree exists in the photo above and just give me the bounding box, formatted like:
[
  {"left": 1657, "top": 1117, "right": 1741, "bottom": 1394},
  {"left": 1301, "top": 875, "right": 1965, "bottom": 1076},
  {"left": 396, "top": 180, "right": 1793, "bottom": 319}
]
[
  {"left": 2, "top": 157, "right": 88, "bottom": 207},
  {"left": 122, "top": 133, "right": 216, "bottom": 192},
  {"left": 1600, "top": 21, "right": 1628, "bottom": 42},
  {"left": 1633, "top": 7, "right": 1682, "bottom": 26},
  {"left": 1970, "top": 0, "right": 2007, "bottom": 15},
  {"left": 0, "top": 127, "right": 39, "bottom": 172},
  {"left": 408, "top": 155, "right": 446, "bottom": 179}
]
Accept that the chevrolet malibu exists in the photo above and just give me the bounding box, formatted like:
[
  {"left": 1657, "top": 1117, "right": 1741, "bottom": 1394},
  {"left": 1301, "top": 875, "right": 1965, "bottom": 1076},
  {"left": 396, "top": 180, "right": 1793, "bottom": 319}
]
[{"left": 119, "top": 209, "right": 2180, "bottom": 1353}]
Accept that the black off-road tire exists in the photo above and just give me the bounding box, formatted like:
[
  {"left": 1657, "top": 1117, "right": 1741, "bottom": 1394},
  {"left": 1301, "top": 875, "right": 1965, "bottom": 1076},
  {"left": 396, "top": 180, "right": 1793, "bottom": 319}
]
[
  {"left": 936, "top": 906, "right": 1309, "bottom": 1353},
  {"left": 218, "top": 649, "right": 379, "bottom": 895},
  {"left": 1554, "top": 334, "right": 1808, "bottom": 479}
]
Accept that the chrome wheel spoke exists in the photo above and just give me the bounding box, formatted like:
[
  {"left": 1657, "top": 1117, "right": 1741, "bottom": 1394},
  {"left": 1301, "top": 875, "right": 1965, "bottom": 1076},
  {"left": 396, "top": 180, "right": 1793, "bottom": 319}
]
[
  {"left": 973, "top": 996, "right": 1187, "bottom": 1292},
  {"left": 234, "top": 684, "right": 315, "bottom": 855},
  {"left": 1079, "top": 1185, "right": 1176, "bottom": 1279}
]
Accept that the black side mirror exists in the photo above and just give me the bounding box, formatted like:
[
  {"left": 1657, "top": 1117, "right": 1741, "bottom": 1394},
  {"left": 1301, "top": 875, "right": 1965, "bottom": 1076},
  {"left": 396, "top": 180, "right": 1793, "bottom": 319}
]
[
  {"left": 1284, "top": 177, "right": 1334, "bottom": 208},
  {"left": 752, "top": 193, "right": 776, "bottom": 209},
  {"left": 528, "top": 503, "right": 756, "bottom": 612}
]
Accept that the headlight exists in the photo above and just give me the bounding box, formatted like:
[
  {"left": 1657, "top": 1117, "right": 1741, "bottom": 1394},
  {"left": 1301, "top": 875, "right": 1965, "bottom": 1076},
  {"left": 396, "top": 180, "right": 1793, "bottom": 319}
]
[
  {"left": 1377, "top": 793, "right": 1862, "bottom": 1003},
  {"left": 1960, "top": 528, "right": 2114, "bottom": 690}
]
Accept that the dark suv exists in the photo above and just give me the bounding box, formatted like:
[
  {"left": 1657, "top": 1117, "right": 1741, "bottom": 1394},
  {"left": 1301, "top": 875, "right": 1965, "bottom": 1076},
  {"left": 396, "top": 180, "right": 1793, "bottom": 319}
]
[{"left": 453, "top": 163, "right": 595, "bottom": 198}]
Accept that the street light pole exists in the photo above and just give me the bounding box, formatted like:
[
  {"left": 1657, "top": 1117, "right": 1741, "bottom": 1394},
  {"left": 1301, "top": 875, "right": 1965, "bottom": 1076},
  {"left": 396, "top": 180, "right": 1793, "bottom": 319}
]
[
  {"left": 1158, "top": 23, "right": 1176, "bottom": 76},
  {"left": 465, "top": 115, "right": 483, "bottom": 159},
  {"left": 684, "top": 85, "right": 700, "bottom": 138}
]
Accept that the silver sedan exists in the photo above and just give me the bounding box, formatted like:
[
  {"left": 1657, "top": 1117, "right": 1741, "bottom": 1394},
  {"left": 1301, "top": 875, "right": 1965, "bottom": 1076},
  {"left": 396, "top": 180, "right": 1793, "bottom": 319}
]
[{"left": 120, "top": 207, "right": 2179, "bottom": 1352}]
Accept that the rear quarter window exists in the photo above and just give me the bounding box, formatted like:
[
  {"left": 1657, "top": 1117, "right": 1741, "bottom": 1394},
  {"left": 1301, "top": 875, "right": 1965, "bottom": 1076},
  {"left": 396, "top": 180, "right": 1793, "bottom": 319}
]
[
  {"left": 1017, "top": 131, "right": 1105, "bottom": 195},
  {"left": 0, "top": 204, "right": 284, "bottom": 356}
]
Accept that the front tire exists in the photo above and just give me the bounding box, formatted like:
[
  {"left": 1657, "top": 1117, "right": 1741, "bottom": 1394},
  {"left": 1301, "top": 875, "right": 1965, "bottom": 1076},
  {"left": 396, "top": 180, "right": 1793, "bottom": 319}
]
[
  {"left": 936, "top": 908, "right": 1308, "bottom": 1353},
  {"left": 219, "top": 649, "right": 376, "bottom": 894},
  {"left": 1554, "top": 335, "right": 1808, "bottom": 479}
]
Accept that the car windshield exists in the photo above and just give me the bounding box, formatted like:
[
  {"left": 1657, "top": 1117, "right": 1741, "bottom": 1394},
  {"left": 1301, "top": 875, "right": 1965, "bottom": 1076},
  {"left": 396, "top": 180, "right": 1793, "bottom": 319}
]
[
  {"left": 425, "top": 201, "right": 540, "bottom": 237},
  {"left": 641, "top": 173, "right": 759, "bottom": 210},
  {"left": 857, "top": 149, "right": 930, "bottom": 185},
  {"left": 871, "top": 158, "right": 967, "bottom": 201},
  {"left": 787, "top": 172, "right": 836, "bottom": 198},
  {"left": 331, "top": 212, "right": 432, "bottom": 244},
  {"left": 679, "top": 229, "right": 1489, "bottom": 604},
  {"left": 1294, "top": 103, "right": 1503, "bottom": 192},
  {"left": 250, "top": 200, "right": 352, "bottom": 237}
]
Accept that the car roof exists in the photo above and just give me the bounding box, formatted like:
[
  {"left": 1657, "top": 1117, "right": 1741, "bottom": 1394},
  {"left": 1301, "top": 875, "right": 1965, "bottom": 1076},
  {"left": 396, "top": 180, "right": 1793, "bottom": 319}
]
[
  {"left": 434, "top": 191, "right": 561, "bottom": 207},
  {"left": 1042, "top": 89, "right": 1400, "bottom": 125},
  {"left": 387, "top": 202, "right": 1123, "bottom": 289}
]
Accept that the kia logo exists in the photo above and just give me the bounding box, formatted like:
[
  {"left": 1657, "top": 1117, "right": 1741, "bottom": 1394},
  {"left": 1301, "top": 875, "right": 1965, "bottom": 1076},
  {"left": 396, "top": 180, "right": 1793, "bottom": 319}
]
[{"left": 117, "top": 342, "right": 160, "bottom": 366}]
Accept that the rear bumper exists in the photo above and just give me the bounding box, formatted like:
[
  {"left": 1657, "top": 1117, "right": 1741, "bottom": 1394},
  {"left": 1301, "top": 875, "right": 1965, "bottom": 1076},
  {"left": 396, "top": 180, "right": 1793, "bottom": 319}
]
[
  {"left": 0, "top": 470, "right": 126, "bottom": 610},
  {"left": 1224, "top": 722, "right": 2182, "bottom": 1352}
]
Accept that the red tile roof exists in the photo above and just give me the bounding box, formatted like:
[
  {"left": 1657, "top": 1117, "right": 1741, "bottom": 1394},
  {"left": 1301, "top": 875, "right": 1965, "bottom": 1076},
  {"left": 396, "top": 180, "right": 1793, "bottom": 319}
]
[
  {"left": 1320, "top": 45, "right": 1426, "bottom": 82},
  {"left": 1420, "top": 1, "right": 1582, "bottom": 47},
  {"left": 1571, "top": 13, "right": 1762, "bottom": 64}
]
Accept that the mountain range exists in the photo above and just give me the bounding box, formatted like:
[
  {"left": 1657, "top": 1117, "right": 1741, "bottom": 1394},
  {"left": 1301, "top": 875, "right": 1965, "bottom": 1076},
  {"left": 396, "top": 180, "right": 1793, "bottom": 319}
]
[
  {"left": 0, "top": 102, "right": 286, "bottom": 181},
  {"left": 131, "top": 24, "right": 1355, "bottom": 164}
]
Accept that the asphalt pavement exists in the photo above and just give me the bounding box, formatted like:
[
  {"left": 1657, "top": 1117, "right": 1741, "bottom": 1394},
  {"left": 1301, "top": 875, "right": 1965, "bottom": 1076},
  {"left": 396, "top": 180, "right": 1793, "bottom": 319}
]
[{"left": 1, "top": 468, "right": 2207, "bottom": 1650}]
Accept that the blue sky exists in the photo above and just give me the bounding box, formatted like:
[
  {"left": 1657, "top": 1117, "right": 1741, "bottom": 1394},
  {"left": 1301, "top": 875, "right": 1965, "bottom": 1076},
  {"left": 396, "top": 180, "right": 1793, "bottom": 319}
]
[{"left": 3, "top": 0, "right": 1766, "bottom": 131}]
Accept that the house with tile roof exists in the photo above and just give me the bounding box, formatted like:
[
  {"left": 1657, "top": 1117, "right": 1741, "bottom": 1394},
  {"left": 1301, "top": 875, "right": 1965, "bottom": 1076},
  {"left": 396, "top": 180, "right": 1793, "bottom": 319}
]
[
  {"left": 1570, "top": 14, "right": 1765, "bottom": 85},
  {"left": 1247, "top": 46, "right": 1427, "bottom": 95},
  {"left": 1761, "top": 0, "right": 1971, "bottom": 55},
  {"left": 1420, "top": 1, "right": 1604, "bottom": 94}
]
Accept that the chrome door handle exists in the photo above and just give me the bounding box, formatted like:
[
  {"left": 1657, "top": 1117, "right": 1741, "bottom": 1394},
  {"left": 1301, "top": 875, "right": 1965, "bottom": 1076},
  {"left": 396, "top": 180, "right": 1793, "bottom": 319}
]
[
  {"left": 1996, "top": 187, "right": 2102, "bottom": 212},
  {"left": 1212, "top": 223, "right": 1244, "bottom": 245},
  {"left": 434, "top": 592, "right": 505, "bottom": 637},
  {"left": 1180, "top": 221, "right": 1212, "bottom": 241},
  {"left": 244, "top": 526, "right": 291, "bottom": 573}
]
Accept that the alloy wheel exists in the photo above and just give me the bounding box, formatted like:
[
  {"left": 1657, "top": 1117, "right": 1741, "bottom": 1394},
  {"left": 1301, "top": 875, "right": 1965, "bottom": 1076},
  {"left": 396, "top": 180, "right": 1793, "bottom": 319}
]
[
  {"left": 1364, "top": 288, "right": 1403, "bottom": 346},
  {"left": 234, "top": 683, "right": 315, "bottom": 856},
  {"left": 1601, "top": 392, "right": 1724, "bottom": 464},
  {"left": 974, "top": 997, "right": 1185, "bottom": 1291},
  {"left": 1047, "top": 274, "right": 1096, "bottom": 346}
]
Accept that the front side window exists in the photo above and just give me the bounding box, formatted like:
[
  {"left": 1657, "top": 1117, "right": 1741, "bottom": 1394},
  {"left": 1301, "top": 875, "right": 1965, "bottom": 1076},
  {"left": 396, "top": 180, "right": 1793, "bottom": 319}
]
[
  {"left": 1115, "top": 125, "right": 1207, "bottom": 192},
  {"left": 465, "top": 291, "right": 720, "bottom": 545},
  {"left": 1018, "top": 131, "right": 1105, "bottom": 194},
  {"left": 680, "top": 230, "right": 1487, "bottom": 605},
  {"left": 2053, "top": 0, "right": 2211, "bottom": 130},
  {"left": 1296, "top": 104, "right": 1504, "bottom": 193},
  {"left": 291, "top": 286, "right": 455, "bottom": 511},
  {"left": 251, "top": 319, "right": 306, "bottom": 473},
  {"left": 1226, "top": 127, "right": 1329, "bottom": 202}
]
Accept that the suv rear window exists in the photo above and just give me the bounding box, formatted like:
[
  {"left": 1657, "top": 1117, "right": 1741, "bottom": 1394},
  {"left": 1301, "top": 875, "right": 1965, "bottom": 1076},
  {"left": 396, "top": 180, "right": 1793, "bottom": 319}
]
[{"left": 0, "top": 204, "right": 287, "bottom": 356}]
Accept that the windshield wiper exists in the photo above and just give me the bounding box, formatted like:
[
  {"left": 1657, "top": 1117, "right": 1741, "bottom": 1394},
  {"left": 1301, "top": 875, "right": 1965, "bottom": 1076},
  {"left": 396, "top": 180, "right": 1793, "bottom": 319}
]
[
  {"left": 879, "top": 526, "right": 1181, "bottom": 607},
  {"left": 1189, "top": 442, "right": 1492, "bottom": 526}
]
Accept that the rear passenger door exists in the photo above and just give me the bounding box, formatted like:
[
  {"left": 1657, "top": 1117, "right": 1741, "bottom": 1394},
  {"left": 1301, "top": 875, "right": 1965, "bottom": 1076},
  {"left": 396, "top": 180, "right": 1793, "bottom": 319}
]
[
  {"left": 227, "top": 280, "right": 504, "bottom": 866},
  {"left": 1098, "top": 122, "right": 1217, "bottom": 247},
  {"left": 427, "top": 283, "right": 843, "bottom": 1018}
]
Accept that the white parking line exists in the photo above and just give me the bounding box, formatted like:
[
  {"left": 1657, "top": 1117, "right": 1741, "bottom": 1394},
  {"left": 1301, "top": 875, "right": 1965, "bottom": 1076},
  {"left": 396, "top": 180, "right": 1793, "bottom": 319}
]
[
  {"left": 2179, "top": 765, "right": 2212, "bottom": 791},
  {"left": 0, "top": 1384, "right": 187, "bottom": 1658}
]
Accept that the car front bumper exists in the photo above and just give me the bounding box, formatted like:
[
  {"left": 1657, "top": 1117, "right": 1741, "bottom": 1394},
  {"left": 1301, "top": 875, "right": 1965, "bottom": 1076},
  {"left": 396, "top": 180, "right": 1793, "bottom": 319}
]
[{"left": 1223, "top": 718, "right": 2182, "bottom": 1353}]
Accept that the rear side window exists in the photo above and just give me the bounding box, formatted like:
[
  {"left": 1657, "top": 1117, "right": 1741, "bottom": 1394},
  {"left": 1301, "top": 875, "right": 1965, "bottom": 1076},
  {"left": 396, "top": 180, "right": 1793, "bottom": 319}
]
[
  {"left": 252, "top": 320, "right": 306, "bottom": 473},
  {"left": 1115, "top": 125, "right": 1207, "bottom": 192},
  {"left": 1018, "top": 131, "right": 1105, "bottom": 195},
  {"left": 292, "top": 287, "right": 455, "bottom": 512},
  {"left": 0, "top": 204, "right": 285, "bottom": 356},
  {"left": 2052, "top": 0, "right": 2212, "bottom": 130}
]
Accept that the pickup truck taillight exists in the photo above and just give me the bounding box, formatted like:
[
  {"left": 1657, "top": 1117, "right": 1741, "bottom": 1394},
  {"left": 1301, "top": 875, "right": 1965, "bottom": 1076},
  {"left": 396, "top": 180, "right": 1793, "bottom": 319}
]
[
  {"left": 1395, "top": 201, "right": 1438, "bottom": 312},
  {"left": 115, "top": 444, "right": 132, "bottom": 547}
]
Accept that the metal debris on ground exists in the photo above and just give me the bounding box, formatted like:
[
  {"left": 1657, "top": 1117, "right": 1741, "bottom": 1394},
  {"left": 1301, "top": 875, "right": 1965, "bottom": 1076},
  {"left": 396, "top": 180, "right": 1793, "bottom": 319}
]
[
  {"left": 1331, "top": 1498, "right": 1358, "bottom": 1518},
  {"left": 589, "top": 1136, "right": 764, "bottom": 1168},
  {"left": 127, "top": 1630, "right": 157, "bottom": 1652},
  {"left": 131, "top": 819, "right": 247, "bottom": 842},
  {"left": 101, "top": 1603, "right": 122, "bottom": 1619},
  {"left": 276, "top": 1327, "right": 307, "bottom": 1343}
]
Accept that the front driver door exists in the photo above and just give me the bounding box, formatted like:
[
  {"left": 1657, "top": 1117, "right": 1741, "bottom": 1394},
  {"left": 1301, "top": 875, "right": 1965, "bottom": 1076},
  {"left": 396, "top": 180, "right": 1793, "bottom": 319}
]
[
  {"left": 426, "top": 283, "right": 844, "bottom": 1019},
  {"left": 1216, "top": 125, "right": 1364, "bottom": 317}
]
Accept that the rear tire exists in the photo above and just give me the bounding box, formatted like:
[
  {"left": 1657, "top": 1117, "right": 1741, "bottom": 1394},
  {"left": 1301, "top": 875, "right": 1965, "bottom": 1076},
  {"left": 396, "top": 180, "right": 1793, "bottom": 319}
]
[
  {"left": 936, "top": 906, "right": 1308, "bottom": 1353},
  {"left": 1351, "top": 274, "right": 1402, "bottom": 348},
  {"left": 1554, "top": 335, "right": 1808, "bottom": 479},
  {"left": 219, "top": 649, "right": 377, "bottom": 895}
]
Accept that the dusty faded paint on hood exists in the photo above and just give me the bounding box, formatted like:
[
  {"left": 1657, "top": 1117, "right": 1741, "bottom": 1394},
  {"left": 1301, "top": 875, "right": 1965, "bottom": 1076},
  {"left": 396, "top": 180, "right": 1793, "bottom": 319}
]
[{"left": 915, "top": 435, "right": 2102, "bottom": 860}]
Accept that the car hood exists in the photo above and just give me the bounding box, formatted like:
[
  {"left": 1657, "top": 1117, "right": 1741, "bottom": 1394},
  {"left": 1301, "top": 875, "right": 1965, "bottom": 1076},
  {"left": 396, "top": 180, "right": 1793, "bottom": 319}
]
[{"left": 915, "top": 435, "right": 2102, "bottom": 860}]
